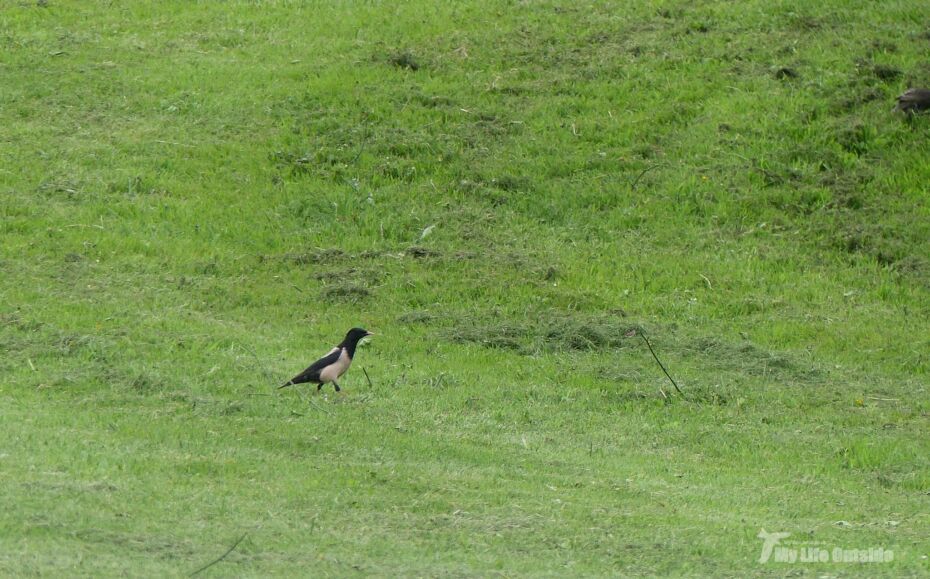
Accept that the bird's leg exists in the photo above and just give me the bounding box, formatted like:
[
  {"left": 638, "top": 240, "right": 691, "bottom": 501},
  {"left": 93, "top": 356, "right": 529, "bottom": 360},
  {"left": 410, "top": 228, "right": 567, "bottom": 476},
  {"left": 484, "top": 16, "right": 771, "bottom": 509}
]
[
  {"left": 317, "top": 383, "right": 323, "bottom": 392},
  {"left": 333, "top": 381, "right": 341, "bottom": 392}
]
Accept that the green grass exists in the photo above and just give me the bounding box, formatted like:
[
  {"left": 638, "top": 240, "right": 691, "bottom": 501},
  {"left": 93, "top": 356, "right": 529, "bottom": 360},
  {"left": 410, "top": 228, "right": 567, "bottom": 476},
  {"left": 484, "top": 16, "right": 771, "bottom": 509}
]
[{"left": 1, "top": 0, "right": 929, "bottom": 576}]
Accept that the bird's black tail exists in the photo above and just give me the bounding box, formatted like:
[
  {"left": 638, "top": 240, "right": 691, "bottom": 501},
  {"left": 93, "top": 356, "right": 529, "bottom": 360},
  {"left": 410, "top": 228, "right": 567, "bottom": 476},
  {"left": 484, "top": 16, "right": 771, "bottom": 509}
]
[{"left": 279, "top": 380, "right": 293, "bottom": 389}]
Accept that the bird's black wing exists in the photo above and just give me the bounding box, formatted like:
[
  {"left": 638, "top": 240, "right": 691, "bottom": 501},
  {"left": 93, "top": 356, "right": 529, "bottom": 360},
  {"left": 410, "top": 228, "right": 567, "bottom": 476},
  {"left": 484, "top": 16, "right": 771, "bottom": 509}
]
[{"left": 280, "top": 348, "right": 341, "bottom": 388}]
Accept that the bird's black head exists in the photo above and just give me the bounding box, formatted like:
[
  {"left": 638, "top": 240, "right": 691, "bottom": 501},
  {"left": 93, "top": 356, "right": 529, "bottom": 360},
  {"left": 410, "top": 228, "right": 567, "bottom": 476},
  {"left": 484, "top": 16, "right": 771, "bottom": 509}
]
[
  {"left": 342, "top": 327, "right": 373, "bottom": 345},
  {"left": 340, "top": 327, "right": 373, "bottom": 358}
]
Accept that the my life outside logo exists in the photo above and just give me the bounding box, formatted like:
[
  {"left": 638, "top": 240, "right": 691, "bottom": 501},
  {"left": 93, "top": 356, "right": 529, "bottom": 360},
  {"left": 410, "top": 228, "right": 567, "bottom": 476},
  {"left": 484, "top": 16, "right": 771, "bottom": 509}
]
[{"left": 757, "top": 529, "right": 894, "bottom": 564}]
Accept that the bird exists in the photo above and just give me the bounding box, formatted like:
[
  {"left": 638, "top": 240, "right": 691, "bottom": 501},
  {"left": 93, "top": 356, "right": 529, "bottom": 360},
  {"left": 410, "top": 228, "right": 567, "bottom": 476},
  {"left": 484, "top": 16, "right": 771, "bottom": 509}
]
[
  {"left": 893, "top": 88, "right": 930, "bottom": 113},
  {"left": 279, "top": 328, "right": 373, "bottom": 392}
]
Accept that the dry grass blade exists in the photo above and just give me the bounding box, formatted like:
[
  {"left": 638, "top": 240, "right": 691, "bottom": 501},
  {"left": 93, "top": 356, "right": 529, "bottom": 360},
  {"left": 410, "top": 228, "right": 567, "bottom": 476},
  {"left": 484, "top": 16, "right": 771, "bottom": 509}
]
[{"left": 189, "top": 533, "right": 248, "bottom": 576}]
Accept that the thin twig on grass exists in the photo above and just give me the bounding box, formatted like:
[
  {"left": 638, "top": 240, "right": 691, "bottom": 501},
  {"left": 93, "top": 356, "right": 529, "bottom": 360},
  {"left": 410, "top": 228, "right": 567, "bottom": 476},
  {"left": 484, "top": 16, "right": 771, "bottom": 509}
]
[
  {"left": 630, "top": 163, "right": 666, "bottom": 191},
  {"left": 363, "top": 366, "right": 373, "bottom": 389},
  {"left": 866, "top": 396, "right": 900, "bottom": 402},
  {"left": 189, "top": 533, "right": 248, "bottom": 576},
  {"left": 641, "top": 331, "right": 685, "bottom": 398},
  {"left": 350, "top": 138, "right": 368, "bottom": 164},
  {"left": 627, "top": 329, "right": 686, "bottom": 398}
]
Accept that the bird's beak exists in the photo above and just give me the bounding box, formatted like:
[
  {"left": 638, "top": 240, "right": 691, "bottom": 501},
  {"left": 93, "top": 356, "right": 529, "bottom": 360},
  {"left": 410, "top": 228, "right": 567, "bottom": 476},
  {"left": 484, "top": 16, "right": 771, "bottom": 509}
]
[{"left": 365, "top": 331, "right": 375, "bottom": 337}]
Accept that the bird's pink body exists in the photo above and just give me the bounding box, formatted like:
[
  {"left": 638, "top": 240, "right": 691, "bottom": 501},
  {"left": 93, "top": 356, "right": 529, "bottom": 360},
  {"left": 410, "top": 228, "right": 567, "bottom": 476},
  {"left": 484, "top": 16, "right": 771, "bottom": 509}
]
[{"left": 318, "top": 348, "right": 352, "bottom": 384}]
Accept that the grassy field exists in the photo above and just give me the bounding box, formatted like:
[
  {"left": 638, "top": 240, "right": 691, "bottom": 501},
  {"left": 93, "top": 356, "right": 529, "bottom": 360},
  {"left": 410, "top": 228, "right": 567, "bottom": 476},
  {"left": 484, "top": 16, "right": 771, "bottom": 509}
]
[{"left": 1, "top": 0, "right": 929, "bottom": 576}]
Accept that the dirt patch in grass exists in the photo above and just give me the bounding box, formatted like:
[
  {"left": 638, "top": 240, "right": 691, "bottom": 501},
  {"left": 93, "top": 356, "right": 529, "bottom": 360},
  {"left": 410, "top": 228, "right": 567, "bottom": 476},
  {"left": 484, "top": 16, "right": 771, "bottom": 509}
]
[
  {"left": 832, "top": 218, "right": 930, "bottom": 274},
  {"left": 408, "top": 92, "right": 456, "bottom": 108},
  {"left": 309, "top": 266, "right": 359, "bottom": 281},
  {"left": 387, "top": 50, "right": 420, "bottom": 70},
  {"left": 0, "top": 310, "right": 44, "bottom": 333},
  {"left": 36, "top": 178, "right": 85, "bottom": 201},
  {"left": 97, "top": 366, "right": 169, "bottom": 394},
  {"left": 267, "top": 249, "right": 350, "bottom": 265},
  {"left": 834, "top": 120, "right": 876, "bottom": 156},
  {"left": 820, "top": 170, "right": 870, "bottom": 210},
  {"left": 307, "top": 266, "right": 384, "bottom": 289},
  {"left": 321, "top": 284, "right": 372, "bottom": 303},
  {"left": 773, "top": 66, "right": 799, "bottom": 80},
  {"left": 128, "top": 373, "right": 164, "bottom": 394},
  {"left": 685, "top": 337, "right": 819, "bottom": 382},
  {"left": 398, "top": 310, "right": 436, "bottom": 325},
  {"left": 871, "top": 64, "right": 902, "bottom": 82},
  {"left": 72, "top": 528, "right": 197, "bottom": 557},
  {"left": 448, "top": 313, "right": 636, "bottom": 354},
  {"left": 406, "top": 246, "right": 441, "bottom": 259},
  {"left": 833, "top": 86, "right": 885, "bottom": 112},
  {"left": 451, "top": 314, "right": 819, "bottom": 383},
  {"left": 449, "top": 321, "right": 526, "bottom": 351},
  {"left": 262, "top": 247, "right": 482, "bottom": 268},
  {"left": 825, "top": 57, "right": 902, "bottom": 112},
  {"left": 454, "top": 173, "right": 534, "bottom": 206},
  {"left": 685, "top": 387, "right": 733, "bottom": 406}
]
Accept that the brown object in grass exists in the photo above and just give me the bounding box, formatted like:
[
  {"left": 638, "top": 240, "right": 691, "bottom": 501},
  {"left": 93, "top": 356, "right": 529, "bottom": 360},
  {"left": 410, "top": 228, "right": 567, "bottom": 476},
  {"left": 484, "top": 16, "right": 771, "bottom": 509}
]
[{"left": 893, "top": 88, "right": 930, "bottom": 113}]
